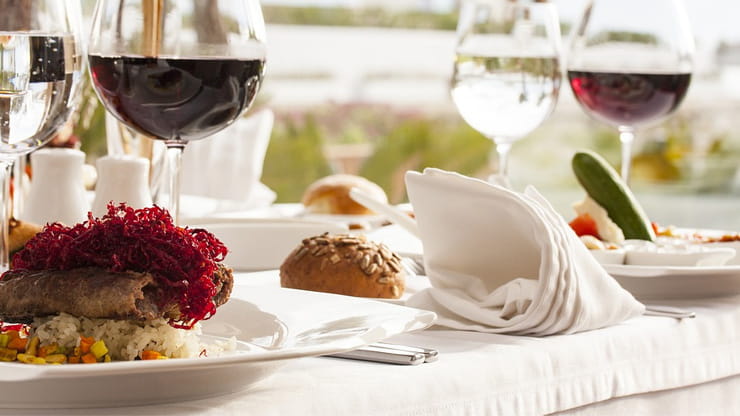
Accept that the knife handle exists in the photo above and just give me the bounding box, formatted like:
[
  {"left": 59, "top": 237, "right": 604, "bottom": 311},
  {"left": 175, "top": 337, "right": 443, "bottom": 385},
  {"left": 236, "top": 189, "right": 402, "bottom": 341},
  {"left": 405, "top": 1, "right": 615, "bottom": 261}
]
[{"left": 326, "top": 345, "right": 425, "bottom": 365}]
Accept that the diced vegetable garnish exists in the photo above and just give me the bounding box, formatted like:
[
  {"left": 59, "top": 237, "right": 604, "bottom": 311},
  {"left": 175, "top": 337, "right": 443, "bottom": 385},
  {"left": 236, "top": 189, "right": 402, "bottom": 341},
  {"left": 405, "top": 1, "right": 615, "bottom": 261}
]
[
  {"left": 140, "top": 350, "right": 166, "bottom": 360},
  {"left": 79, "top": 336, "right": 94, "bottom": 354},
  {"left": 44, "top": 354, "right": 67, "bottom": 364},
  {"left": 90, "top": 340, "right": 108, "bottom": 359},
  {"left": 25, "top": 337, "right": 39, "bottom": 356},
  {"left": 0, "top": 348, "right": 17, "bottom": 361},
  {"left": 81, "top": 353, "right": 97, "bottom": 364},
  {"left": 569, "top": 213, "right": 601, "bottom": 239},
  {"left": 7, "top": 336, "right": 26, "bottom": 352},
  {"left": 16, "top": 353, "right": 45, "bottom": 364},
  {"left": 0, "top": 325, "right": 166, "bottom": 364}
]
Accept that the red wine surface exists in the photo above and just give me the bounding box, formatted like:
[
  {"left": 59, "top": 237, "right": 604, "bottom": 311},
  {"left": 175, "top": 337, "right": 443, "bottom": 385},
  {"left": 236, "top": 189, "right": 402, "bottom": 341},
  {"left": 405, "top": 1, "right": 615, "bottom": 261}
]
[
  {"left": 568, "top": 71, "right": 691, "bottom": 127},
  {"left": 89, "top": 55, "right": 264, "bottom": 141}
]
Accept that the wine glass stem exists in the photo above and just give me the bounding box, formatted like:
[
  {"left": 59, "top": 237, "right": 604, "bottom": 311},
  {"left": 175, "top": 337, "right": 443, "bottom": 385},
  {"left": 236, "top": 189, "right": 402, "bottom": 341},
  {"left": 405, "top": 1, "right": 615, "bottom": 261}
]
[
  {"left": 619, "top": 127, "right": 635, "bottom": 181},
  {"left": 486, "top": 141, "right": 513, "bottom": 188},
  {"left": 164, "top": 142, "right": 185, "bottom": 225},
  {"left": 12, "top": 155, "right": 25, "bottom": 218},
  {"left": 495, "top": 141, "right": 512, "bottom": 178},
  {"left": 0, "top": 159, "right": 13, "bottom": 271}
]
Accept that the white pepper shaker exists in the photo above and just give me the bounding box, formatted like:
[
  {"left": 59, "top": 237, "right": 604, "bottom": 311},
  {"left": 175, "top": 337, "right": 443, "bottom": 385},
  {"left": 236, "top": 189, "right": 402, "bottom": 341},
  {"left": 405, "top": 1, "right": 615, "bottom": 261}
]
[
  {"left": 92, "top": 155, "right": 152, "bottom": 217},
  {"left": 23, "top": 148, "right": 89, "bottom": 226}
]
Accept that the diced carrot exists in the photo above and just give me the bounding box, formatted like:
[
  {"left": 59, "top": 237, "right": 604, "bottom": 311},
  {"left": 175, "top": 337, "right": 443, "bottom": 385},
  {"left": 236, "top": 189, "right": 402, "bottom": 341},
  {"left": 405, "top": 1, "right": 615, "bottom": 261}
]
[
  {"left": 79, "top": 336, "right": 94, "bottom": 354},
  {"left": 68, "top": 356, "right": 80, "bottom": 364},
  {"left": 81, "top": 353, "right": 97, "bottom": 364},
  {"left": 140, "top": 350, "right": 162, "bottom": 360},
  {"left": 7, "top": 337, "right": 26, "bottom": 352},
  {"left": 38, "top": 343, "right": 61, "bottom": 358},
  {"left": 37, "top": 346, "right": 48, "bottom": 358}
]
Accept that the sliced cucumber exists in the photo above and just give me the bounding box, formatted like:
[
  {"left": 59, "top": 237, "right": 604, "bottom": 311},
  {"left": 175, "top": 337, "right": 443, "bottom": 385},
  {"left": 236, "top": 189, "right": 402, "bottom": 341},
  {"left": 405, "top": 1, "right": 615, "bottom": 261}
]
[{"left": 572, "top": 150, "right": 655, "bottom": 241}]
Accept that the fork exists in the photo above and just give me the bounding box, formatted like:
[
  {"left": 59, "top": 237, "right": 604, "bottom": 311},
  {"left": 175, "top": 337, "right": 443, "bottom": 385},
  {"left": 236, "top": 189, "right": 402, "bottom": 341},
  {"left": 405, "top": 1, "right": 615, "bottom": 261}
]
[{"left": 401, "top": 256, "right": 425, "bottom": 276}]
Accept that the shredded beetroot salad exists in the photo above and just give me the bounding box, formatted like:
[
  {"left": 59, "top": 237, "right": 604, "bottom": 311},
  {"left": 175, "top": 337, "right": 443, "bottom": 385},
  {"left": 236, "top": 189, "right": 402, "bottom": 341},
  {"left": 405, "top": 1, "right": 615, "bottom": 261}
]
[{"left": 9, "top": 203, "right": 228, "bottom": 329}]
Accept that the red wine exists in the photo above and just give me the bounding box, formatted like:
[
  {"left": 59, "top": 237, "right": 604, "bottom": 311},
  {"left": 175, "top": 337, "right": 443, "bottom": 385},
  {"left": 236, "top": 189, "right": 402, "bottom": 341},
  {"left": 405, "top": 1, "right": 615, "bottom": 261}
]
[
  {"left": 568, "top": 71, "right": 691, "bottom": 127},
  {"left": 89, "top": 55, "right": 265, "bottom": 141}
]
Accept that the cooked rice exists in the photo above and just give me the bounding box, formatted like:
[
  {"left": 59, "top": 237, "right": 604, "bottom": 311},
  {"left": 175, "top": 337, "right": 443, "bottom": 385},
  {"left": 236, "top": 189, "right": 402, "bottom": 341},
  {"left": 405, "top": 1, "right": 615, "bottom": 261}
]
[{"left": 31, "top": 313, "right": 233, "bottom": 361}]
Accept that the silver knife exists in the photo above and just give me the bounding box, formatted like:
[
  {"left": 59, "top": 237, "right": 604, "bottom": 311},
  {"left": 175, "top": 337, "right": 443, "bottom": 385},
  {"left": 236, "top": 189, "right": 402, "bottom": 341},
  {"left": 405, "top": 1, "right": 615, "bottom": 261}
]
[{"left": 326, "top": 344, "right": 426, "bottom": 365}]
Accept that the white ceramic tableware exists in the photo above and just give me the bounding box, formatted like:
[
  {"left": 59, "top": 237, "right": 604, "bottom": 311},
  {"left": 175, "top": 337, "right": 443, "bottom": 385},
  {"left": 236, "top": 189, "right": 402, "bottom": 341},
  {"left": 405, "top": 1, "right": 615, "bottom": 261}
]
[
  {"left": 0, "top": 286, "right": 436, "bottom": 408},
  {"left": 24, "top": 148, "right": 89, "bottom": 226},
  {"left": 589, "top": 248, "right": 626, "bottom": 265},
  {"left": 622, "top": 239, "right": 736, "bottom": 267},
  {"left": 185, "top": 219, "right": 349, "bottom": 271},
  {"left": 92, "top": 155, "right": 152, "bottom": 216}
]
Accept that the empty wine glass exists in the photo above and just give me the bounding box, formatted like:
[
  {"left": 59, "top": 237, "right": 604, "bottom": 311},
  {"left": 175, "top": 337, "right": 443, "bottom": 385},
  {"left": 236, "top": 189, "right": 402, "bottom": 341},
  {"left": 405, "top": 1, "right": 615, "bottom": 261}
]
[
  {"left": 0, "top": 0, "right": 84, "bottom": 270},
  {"left": 88, "top": 0, "right": 267, "bottom": 224},
  {"left": 451, "top": 0, "right": 562, "bottom": 186},
  {"left": 567, "top": 0, "right": 694, "bottom": 181}
]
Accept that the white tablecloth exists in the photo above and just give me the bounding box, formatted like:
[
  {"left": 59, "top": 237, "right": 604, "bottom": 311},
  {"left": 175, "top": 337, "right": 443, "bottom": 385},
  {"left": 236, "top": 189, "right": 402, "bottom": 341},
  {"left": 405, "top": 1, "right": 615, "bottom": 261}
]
[{"left": 7, "top": 271, "right": 740, "bottom": 416}]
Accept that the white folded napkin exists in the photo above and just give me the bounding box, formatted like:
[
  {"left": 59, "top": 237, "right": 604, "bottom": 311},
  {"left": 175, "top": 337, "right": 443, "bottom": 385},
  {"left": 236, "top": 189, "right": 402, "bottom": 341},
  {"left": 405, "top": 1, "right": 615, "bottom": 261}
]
[
  {"left": 405, "top": 168, "right": 644, "bottom": 336},
  {"left": 180, "top": 109, "right": 276, "bottom": 211}
]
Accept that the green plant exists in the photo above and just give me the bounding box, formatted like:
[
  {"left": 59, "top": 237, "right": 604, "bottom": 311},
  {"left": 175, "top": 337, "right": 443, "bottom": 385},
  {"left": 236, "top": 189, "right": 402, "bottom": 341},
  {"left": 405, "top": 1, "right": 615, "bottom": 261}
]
[
  {"left": 74, "top": 79, "right": 108, "bottom": 161},
  {"left": 262, "top": 114, "right": 333, "bottom": 202}
]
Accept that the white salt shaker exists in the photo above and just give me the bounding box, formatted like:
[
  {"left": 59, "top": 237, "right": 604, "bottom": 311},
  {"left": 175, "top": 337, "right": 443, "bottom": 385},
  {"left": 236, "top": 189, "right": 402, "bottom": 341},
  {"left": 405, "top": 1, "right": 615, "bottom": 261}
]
[
  {"left": 92, "top": 155, "right": 152, "bottom": 217},
  {"left": 23, "top": 148, "right": 89, "bottom": 226}
]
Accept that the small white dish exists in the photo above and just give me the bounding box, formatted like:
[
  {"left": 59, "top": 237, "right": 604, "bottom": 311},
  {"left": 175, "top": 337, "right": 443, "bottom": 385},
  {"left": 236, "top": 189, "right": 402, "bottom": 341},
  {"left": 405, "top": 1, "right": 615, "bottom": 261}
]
[
  {"left": 589, "top": 248, "right": 626, "bottom": 265},
  {"left": 706, "top": 240, "right": 740, "bottom": 265},
  {"left": 0, "top": 286, "right": 436, "bottom": 409},
  {"left": 622, "top": 239, "right": 736, "bottom": 267}
]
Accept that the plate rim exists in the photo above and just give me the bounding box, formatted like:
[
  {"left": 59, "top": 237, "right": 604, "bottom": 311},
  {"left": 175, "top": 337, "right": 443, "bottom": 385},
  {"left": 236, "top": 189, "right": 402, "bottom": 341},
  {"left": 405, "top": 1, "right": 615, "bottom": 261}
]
[
  {"left": 603, "top": 263, "right": 740, "bottom": 278},
  {"left": 0, "top": 287, "right": 436, "bottom": 381}
]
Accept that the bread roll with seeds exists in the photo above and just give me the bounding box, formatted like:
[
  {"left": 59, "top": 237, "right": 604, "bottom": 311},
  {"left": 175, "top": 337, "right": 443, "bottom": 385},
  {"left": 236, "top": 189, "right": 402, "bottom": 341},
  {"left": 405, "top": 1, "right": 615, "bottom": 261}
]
[{"left": 279, "top": 233, "right": 405, "bottom": 298}]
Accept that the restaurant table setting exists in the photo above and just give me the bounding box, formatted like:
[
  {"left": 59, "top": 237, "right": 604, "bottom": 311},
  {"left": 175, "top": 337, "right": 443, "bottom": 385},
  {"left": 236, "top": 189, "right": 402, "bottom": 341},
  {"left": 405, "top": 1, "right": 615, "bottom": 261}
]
[
  {"left": 4, "top": 0, "right": 740, "bottom": 414},
  {"left": 4, "top": 267, "right": 740, "bottom": 415},
  {"left": 6, "top": 163, "right": 740, "bottom": 414}
]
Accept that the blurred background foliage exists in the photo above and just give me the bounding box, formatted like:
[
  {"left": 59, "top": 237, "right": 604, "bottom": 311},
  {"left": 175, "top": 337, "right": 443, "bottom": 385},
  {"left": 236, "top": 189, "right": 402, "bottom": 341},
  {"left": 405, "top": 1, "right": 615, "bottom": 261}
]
[
  {"left": 262, "top": 6, "right": 458, "bottom": 30},
  {"left": 73, "top": 1, "right": 740, "bottom": 207},
  {"left": 262, "top": 104, "right": 491, "bottom": 203}
]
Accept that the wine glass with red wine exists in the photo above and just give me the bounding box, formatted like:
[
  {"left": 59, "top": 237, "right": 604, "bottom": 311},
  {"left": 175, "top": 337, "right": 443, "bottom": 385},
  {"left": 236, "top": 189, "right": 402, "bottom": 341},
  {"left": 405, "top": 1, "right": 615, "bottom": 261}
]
[
  {"left": 567, "top": 0, "right": 694, "bottom": 181},
  {"left": 88, "top": 0, "right": 266, "bottom": 223}
]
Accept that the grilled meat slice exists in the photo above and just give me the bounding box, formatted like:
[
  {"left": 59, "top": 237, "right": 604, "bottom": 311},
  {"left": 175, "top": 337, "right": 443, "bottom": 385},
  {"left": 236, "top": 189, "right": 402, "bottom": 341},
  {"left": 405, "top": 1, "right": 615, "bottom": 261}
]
[{"left": 0, "top": 265, "right": 234, "bottom": 323}]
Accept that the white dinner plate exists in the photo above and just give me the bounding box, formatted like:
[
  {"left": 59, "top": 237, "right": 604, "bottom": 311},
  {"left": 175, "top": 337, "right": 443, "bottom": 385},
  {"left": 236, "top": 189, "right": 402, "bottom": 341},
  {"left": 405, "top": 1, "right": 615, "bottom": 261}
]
[
  {"left": 0, "top": 286, "right": 436, "bottom": 409},
  {"left": 604, "top": 263, "right": 740, "bottom": 300}
]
